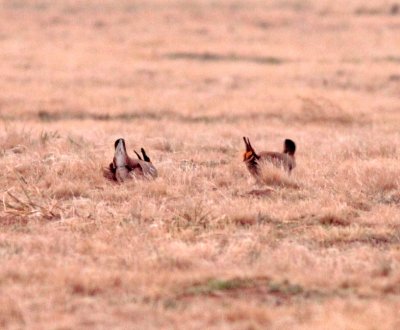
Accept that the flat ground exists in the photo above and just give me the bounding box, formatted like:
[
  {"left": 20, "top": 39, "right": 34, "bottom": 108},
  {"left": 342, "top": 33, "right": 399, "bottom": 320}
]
[{"left": 1, "top": 0, "right": 400, "bottom": 328}]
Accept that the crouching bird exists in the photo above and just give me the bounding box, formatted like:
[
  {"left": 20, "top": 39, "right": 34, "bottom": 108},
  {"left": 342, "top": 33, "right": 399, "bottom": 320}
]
[
  {"left": 243, "top": 136, "right": 296, "bottom": 178},
  {"left": 106, "top": 138, "right": 158, "bottom": 182}
]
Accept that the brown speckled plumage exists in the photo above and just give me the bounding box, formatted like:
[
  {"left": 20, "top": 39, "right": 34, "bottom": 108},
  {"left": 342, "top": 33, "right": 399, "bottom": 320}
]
[
  {"left": 106, "top": 138, "right": 158, "bottom": 182},
  {"left": 243, "top": 137, "right": 296, "bottom": 178}
]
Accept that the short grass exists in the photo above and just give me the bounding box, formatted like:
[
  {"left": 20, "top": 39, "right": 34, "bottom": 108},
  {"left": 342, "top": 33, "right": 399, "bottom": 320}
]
[{"left": 1, "top": 0, "right": 400, "bottom": 329}]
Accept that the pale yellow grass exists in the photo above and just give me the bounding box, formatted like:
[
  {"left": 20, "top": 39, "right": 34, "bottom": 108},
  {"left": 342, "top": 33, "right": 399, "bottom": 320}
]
[{"left": 1, "top": 0, "right": 400, "bottom": 329}]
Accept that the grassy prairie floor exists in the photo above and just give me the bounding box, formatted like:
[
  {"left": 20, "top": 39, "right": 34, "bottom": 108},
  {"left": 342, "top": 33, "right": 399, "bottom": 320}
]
[{"left": 1, "top": 0, "right": 400, "bottom": 328}]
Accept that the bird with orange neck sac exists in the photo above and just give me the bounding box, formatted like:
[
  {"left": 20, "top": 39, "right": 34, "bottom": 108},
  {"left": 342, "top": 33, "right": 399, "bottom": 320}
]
[
  {"left": 105, "top": 138, "right": 158, "bottom": 183},
  {"left": 243, "top": 136, "right": 296, "bottom": 179}
]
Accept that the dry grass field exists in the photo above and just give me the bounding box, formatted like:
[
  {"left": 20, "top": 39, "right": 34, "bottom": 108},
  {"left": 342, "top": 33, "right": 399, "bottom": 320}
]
[{"left": 1, "top": 0, "right": 400, "bottom": 328}]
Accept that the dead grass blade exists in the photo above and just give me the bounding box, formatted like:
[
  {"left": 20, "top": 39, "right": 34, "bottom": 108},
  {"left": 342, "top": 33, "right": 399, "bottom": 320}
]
[{"left": 2, "top": 179, "right": 63, "bottom": 221}]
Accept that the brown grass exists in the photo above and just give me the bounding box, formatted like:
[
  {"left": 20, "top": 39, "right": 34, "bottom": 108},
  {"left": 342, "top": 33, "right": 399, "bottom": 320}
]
[{"left": 1, "top": 0, "right": 400, "bottom": 328}]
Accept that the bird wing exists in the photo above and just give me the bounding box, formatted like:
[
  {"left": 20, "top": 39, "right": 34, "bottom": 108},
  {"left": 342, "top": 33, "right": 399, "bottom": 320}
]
[
  {"left": 137, "top": 160, "right": 158, "bottom": 179},
  {"left": 259, "top": 152, "right": 294, "bottom": 172}
]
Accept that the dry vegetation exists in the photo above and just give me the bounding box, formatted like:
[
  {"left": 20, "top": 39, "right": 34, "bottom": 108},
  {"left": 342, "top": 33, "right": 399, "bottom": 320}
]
[{"left": 1, "top": 0, "right": 400, "bottom": 328}]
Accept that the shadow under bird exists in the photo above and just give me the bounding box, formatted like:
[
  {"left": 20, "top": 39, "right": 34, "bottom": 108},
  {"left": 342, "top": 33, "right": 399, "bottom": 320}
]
[
  {"left": 243, "top": 136, "right": 296, "bottom": 178},
  {"left": 107, "top": 138, "right": 158, "bottom": 182}
]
